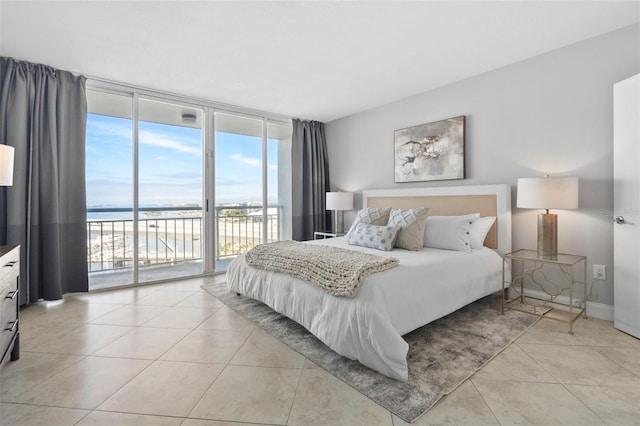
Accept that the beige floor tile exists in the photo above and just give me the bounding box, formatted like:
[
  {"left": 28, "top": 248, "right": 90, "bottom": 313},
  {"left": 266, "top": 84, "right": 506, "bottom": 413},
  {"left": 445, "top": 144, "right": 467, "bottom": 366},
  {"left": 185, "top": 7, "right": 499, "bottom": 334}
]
[
  {"left": 472, "top": 344, "right": 557, "bottom": 382},
  {"left": 573, "top": 318, "right": 640, "bottom": 348},
  {"left": 98, "top": 360, "right": 223, "bottom": 417},
  {"left": 230, "top": 333, "right": 306, "bottom": 368},
  {"left": 0, "top": 402, "right": 89, "bottom": 426},
  {"left": 176, "top": 291, "right": 225, "bottom": 308},
  {"left": 74, "top": 285, "right": 164, "bottom": 304},
  {"left": 160, "top": 329, "right": 249, "bottom": 364},
  {"left": 23, "top": 324, "right": 134, "bottom": 355},
  {"left": 92, "top": 327, "right": 190, "bottom": 359},
  {"left": 472, "top": 380, "right": 604, "bottom": 425},
  {"left": 182, "top": 419, "right": 268, "bottom": 426},
  {"left": 592, "top": 347, "right": 640, "bottom": 377},
  {"left": 18, "top": 303, "right": 56, "bottom": 322},
  {"left": 18, "top": 319, "right": 83, "bottom": 349},
  {"left": 70, "top": 289, "right": 138, "bottom": 305},
  {"left": 132, "top": 290, "right": 194, "bottom": 307},
  {"left": 142, "top": 306, "right": 217, "bottom": 329},
  {"left": 519, "top": 343, "right": 640, "bottom": 387},
  {"left": 393, "top": 381, "right": 498, "bottom": 426},
  {"left": 14, "top": 356, "right": 150, "bottom": 409},
  {"left": 0, "top": 352, "right": 84, "bottom": 401},
  {"left": 516, "top": 318, "right": 586, "bottom": 345},
  {"left": 20, "top": 300, "right": 123, "bottom": 323},
  {"left": 288, "top": 368, "right": 392, "bottom": 426},
  {"left": 77, "top": 410, "right": 183, "bottom": 425},
  {"left": 189, "top": 365, "right": 301, "bottom": 425},
  {"left": 566, "top": 384, "right": 640, "bottom": 425},
  {"left": 196, "top": 307, "right": 256, "bottom": 332},
  {"left": 88, "top": 304, "right": 169, "bottom": 326},
  {"left": 303, "top": 358, "right": 322, "bottom": 370},
  {"left": 162, "top": 278, "right": 211, "bottom": 292}
]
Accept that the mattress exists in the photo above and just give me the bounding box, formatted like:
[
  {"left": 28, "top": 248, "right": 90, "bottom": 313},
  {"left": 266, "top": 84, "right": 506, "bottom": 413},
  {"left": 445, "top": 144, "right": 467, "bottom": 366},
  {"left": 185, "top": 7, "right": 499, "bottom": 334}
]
[{"left": 226, "top": 237, "right": 504, "bottom": 381}]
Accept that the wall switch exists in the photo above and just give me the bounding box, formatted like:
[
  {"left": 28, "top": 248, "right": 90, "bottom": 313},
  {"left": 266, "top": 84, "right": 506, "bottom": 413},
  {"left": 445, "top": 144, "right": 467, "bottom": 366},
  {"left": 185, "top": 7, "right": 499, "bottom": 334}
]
[{"left": 593, "top": 264, "right": 606, "bottom": 280}]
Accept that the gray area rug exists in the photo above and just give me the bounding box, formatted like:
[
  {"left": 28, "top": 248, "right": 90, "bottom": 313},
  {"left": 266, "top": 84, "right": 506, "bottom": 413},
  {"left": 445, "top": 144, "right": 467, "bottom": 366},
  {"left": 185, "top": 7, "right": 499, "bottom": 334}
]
[{"left": 203, "top": 282, "right": 538, "bottom": 423}]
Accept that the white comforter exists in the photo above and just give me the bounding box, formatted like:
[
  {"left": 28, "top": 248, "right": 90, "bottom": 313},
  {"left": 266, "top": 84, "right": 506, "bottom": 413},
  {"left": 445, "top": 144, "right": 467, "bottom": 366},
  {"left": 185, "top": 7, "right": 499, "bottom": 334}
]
[{"left": 226, "top": 237, "right": 503, "bottom": 381}]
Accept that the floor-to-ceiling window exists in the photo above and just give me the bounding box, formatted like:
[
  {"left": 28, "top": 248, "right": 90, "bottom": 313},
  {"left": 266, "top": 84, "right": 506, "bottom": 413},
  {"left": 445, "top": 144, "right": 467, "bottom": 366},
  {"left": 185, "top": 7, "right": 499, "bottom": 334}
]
[
  {"left": 86, "top": 84, "right": 291, "bottom": 289},
  {"left": 213, "top": 112, "right": 292, "bottom": 272},
  {"left": 86, "top": 90, "right": 135, "bottom": 289}
]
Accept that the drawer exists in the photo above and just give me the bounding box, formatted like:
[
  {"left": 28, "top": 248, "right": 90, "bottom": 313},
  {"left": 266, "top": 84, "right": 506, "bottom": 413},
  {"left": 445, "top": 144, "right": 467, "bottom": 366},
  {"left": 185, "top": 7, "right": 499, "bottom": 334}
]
[
  {"left": 0, "top": 302, "right": 18, "bottom": 363},
  {"left": 0, "top": 248, "right": 19, "bottom": 290}
]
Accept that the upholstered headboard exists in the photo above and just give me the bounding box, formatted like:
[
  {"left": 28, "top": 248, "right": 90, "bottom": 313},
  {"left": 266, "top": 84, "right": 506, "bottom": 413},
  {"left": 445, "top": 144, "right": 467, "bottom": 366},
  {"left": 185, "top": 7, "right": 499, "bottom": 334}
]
[{"left": 362, "top": 184, "right": 511, "bottom": 254}]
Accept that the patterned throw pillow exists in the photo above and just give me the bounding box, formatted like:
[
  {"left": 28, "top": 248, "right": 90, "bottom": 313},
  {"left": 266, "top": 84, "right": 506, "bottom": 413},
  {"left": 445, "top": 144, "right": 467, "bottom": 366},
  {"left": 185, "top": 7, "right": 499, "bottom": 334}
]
[
  {"left": 346, "top": 208, "right": 391, "bottom": 238},
  {"left": 387, "top": 208, "right": 430, "bottom": 251},
  {"left": 347, "top": 223, "right": 400, "bottom": 251}
]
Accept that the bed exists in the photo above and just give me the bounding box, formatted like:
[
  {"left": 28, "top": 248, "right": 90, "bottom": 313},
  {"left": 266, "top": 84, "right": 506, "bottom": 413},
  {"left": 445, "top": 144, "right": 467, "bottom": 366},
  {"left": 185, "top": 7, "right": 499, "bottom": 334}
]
[{"left": 226, "top": 184, "right": 511, "bottom": 381}]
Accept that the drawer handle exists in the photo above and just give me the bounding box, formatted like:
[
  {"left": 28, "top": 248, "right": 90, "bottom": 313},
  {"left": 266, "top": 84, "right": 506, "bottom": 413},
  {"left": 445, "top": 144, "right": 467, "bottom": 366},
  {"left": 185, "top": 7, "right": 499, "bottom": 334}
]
[
  {"left": 3, "top": 261, "right": 17, "bottom": 268},
  {"left": 5, "top": 290, "right": 18, "bottom": 300},
  {"left": 4, "top": 319, "right": 18, "bottom": 332}
]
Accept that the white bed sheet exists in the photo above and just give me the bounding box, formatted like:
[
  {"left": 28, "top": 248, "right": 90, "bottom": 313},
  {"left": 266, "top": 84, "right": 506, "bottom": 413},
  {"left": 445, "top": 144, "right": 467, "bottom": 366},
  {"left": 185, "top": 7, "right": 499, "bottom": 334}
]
[{"left": 226, "top": 237, "right": 503, "bottom": 381}]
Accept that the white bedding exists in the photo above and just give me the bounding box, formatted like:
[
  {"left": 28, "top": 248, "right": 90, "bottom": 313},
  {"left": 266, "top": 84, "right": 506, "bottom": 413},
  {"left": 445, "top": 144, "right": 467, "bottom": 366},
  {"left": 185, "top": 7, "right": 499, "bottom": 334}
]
[{"left": 226, "top": 237, "right": 504, "bottom": 381}]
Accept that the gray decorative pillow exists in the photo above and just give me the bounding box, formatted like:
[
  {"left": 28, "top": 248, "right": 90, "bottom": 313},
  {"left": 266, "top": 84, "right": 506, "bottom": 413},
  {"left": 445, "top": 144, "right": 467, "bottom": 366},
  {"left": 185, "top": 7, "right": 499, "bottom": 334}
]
[
  {"left": 387, "top": 208, "right": 430, "bottom": 251},
  {"left": 347, "top": 223, "right": 400, "bottom": 251},
  {"left": 346, "top": 208, "right": 391, "bottom": 238}
]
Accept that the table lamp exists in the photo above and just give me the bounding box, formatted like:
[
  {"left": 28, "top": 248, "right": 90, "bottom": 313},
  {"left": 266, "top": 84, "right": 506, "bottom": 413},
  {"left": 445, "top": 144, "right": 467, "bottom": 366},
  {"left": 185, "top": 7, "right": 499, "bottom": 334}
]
[
  {"left": 517, "top": 176, "right": 578, "bottom": 257},
  {"left": 326, "top": 192, "right": 353, "bottom": 234},
  {"left": 0, "top": 145, "right": 15, "bottom": 186}
]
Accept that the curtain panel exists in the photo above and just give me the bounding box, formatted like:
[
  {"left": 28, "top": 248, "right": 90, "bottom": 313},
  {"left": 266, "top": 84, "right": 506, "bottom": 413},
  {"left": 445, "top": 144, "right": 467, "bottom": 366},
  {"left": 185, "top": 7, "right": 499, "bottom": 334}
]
[
  {"left": 0, "top": 57, "right": 88, "bottom": 304},
  {"left": 291, "top": 118, "right": 331, "bottom": 241}
]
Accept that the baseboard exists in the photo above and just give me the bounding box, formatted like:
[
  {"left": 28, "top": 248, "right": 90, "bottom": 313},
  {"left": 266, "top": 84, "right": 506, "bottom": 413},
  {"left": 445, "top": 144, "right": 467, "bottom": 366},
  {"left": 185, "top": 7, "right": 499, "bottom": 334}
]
[{"left": 521, "top": 289, "right": 614, "bottom": 322}]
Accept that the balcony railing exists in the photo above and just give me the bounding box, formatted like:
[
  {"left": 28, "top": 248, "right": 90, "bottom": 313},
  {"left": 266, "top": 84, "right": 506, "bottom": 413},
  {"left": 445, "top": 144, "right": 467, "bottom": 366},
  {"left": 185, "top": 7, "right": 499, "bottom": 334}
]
[{"left": 87, "top": 206, "right": 279, "bottom": 273}]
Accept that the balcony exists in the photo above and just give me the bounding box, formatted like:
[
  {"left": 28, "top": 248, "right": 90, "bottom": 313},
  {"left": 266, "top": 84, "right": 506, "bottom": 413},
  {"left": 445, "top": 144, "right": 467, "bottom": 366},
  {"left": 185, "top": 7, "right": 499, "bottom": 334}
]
[{"left": 87, "top": 206, "right": 279, "bottom": 290}]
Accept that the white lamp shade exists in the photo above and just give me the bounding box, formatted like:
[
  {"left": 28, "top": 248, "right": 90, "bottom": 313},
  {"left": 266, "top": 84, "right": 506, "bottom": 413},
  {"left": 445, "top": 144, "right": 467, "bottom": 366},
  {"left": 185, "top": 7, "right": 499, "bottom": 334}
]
[
  {"left": 326, "top": 192, "right": 354, "bottom": 211},
  {"left": 517, "top": 177, "right": 578, "bottom": 210},
  {"left": 0, "top": 145, "right": 15, "bottom": 187}
]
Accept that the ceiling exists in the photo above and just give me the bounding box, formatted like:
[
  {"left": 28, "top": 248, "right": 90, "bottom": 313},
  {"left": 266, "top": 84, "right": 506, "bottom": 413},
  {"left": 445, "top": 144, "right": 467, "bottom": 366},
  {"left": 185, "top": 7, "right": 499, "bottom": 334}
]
[{"left": 1, "top": 1, "right": 639, "bottom": 122}]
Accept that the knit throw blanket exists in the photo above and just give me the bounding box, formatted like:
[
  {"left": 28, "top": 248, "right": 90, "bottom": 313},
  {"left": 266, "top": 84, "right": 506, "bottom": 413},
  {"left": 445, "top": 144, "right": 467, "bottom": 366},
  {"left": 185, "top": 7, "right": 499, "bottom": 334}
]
[{"left": 244, "top": 241, "right": 399, "bottom": 297}]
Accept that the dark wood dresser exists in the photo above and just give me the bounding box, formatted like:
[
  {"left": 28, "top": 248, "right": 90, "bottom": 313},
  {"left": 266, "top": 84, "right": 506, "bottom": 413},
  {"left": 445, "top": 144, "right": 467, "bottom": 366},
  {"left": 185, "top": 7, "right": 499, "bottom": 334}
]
[{"left": 0, "top": 245, "right": 20, "bottom": 368}]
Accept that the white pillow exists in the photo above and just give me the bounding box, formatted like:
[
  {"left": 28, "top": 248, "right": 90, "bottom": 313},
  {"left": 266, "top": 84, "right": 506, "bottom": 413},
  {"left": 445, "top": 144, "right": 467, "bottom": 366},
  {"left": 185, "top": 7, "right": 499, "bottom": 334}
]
[
  {"left": 346, "top": 208, "right": 391, "bottom": 238},
  {"left": 347, "top": 223, "right": 400, "bottom": 251},
  {"left": 423, "top": 213, "right": 480, "bottom": 252},
  {"left": 387, "top": 207, "right": 430, "bottom": 251},
  {"left": 469, "top": 216, "right": 496, "bottom": 249}
]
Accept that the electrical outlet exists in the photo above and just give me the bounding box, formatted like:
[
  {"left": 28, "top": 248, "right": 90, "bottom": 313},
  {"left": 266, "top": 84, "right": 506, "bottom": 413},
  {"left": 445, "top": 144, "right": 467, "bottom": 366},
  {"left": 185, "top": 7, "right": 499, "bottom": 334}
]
[{"left": 593, "top": 264, "right": 606, "bottom": 280}]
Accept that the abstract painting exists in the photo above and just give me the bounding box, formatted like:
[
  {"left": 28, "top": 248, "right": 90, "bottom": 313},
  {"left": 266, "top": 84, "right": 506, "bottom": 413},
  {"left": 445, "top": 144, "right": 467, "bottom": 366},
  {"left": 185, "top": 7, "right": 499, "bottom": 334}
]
[{"left": 394, "top": 116, "right": 465, "bottom": 183}]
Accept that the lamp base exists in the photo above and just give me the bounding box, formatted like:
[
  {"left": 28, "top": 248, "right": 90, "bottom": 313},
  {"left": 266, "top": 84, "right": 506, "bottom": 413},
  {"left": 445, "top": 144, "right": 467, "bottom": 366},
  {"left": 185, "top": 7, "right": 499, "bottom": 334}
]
[
  {"left": 333, "top": 210, "right": 345, "bottom": 234},
  {"left": 537, "top": 213, "right": 558, "bottom": 257}
]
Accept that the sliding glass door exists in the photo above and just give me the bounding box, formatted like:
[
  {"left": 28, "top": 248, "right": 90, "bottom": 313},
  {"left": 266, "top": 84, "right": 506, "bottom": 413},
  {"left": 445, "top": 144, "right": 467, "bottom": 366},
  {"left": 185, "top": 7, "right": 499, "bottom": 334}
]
[
  {"left": 137, "top": 98, "right": 204, "bottom": 283},
  {"left": 213, "top": 113, "right": 292, "bottom": 272},
  {"left": 86, "top": 90, "right": 135, "bottom": 289},
  {"left": 86, "top": 84, "right": 292, "bottom": 288}
]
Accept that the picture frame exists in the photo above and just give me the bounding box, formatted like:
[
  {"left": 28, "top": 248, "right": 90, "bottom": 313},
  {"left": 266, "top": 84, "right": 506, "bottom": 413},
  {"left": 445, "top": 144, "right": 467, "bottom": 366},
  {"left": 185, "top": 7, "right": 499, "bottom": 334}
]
[{"left": 394, "top": 115, "right": 465, "bottom": 183}]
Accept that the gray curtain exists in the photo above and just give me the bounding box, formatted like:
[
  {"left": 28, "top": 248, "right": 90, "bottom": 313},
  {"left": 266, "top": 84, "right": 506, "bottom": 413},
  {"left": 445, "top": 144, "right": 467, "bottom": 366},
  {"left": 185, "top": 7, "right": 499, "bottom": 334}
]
[
  {"left": 291, "top": 118, "right": 331, "bottom": 241},
  {"left": 0, "top": 57, "right": 88, "bottom": 305}
]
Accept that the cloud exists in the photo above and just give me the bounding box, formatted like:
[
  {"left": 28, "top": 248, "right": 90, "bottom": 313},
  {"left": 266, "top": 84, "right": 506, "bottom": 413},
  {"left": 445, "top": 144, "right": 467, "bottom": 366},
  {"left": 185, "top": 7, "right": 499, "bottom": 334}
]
[
  {"left": 230, "top": 153, "right": 261, "bottom": 168},
  {"left": 139, "top": 130, "right": 200, "bottom": 155},
  {"left": 216, "top": 177, "right": 245, "bottom": 186},
  {"left": 230, "top": 153, "right": 277, "bottom": 170}
]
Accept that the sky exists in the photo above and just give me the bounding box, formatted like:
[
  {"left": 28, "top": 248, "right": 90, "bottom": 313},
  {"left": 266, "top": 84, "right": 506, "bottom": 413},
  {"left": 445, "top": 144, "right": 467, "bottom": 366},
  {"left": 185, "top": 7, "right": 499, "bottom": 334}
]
[{"left": 86, "top": 114, "right": 280, "bottom": 208}]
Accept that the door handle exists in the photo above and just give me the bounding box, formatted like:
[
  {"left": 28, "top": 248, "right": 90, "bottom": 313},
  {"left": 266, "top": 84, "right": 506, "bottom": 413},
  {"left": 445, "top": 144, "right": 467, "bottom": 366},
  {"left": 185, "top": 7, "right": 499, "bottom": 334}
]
[{"left": 614, "top": 216, "right": 634, "bottom": 225}]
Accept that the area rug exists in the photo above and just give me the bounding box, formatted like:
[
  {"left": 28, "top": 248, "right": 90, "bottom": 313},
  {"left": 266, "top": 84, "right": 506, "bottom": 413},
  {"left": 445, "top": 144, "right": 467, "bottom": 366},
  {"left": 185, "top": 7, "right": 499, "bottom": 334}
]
[{"left": 202, "top": 282, "right": 538, "bottom": 423}]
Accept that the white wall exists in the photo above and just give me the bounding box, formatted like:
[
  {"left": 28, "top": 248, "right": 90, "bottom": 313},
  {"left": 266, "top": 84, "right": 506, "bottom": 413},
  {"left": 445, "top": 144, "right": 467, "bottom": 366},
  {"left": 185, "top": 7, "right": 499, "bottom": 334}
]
[{"left": 326, "top": 24, "right": 640, "bottom": 307}]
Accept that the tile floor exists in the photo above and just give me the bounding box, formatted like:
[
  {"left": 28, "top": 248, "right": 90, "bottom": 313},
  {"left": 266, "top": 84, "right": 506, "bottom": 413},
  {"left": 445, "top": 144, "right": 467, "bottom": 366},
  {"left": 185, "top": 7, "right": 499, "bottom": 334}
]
[{"left": 1, "top": 275, "right": 639, "bottom": 425}]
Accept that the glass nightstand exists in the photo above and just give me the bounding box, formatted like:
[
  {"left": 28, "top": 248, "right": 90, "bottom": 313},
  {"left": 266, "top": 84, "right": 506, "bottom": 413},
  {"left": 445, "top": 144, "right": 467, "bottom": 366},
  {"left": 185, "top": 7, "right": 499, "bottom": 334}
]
[
  {"left": 502, "top": 249, "right": 587, "bottom": 334},
  {"left": 313, "top": 231, "right": 346, "bottom": 240}
]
